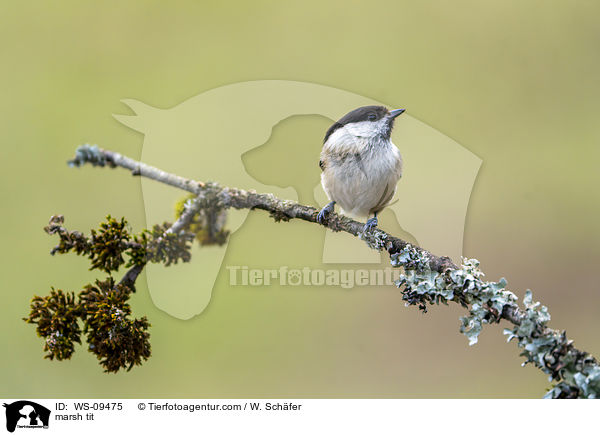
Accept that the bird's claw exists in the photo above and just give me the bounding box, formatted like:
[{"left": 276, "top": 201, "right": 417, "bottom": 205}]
[
  {"left": 363, "top": 216, "right": 378, "bottom": 232},
  {"left": 316, "top": 209, "right": 328, "bottom": 224},
  {"left": 317, "top": 201, "right": 335, "bottom": 224}
]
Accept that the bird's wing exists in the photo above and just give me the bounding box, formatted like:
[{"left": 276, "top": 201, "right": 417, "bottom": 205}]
[{"left": 370, "top": 183, "right": 395, "bottom": 214}]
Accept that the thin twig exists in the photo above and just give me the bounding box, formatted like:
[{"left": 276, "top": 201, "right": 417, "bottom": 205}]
[{"left": 117, "top": 194, "right": 209, "bottom": 288}]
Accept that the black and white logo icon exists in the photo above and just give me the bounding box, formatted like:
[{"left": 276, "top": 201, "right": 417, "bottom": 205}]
[{"left": 3, "top": 401, "right": 50, "bottom": 432}]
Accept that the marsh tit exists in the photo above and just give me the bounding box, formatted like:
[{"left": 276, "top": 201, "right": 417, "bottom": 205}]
[{"left": 316, "top": 105, "right": 405, "bottom": 231}]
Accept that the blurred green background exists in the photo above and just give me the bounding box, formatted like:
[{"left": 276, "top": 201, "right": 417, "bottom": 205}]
[{"left": 1, "top": 1, "right": 599, "bottom": 398}]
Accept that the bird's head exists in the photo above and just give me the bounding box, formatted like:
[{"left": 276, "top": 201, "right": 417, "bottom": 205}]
[{"left": 324, "top": 105, "right": 405, "bottom": 144}]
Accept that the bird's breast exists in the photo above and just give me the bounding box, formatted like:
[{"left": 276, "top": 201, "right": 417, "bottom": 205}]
[{"left": 321, "top": 140, "right": 402, "bottom": 217}]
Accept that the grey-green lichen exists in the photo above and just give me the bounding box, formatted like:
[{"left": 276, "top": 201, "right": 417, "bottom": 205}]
[
  {"left": 504, "top": 291, "right": 600, "bottom": 399},
  {"left": 68, "top": 144, "right": 110, "bottom": 167},
  {"left": 357, "top": 225, "right": 391, "bottom": 251},
  {"left": 392, "top": 243, "right": 600, "bottom": 399}
]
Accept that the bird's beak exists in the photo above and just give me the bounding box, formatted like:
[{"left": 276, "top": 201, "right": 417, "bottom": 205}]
[{"left": 389, "top": 109, "right": 406, "bottom": 118}]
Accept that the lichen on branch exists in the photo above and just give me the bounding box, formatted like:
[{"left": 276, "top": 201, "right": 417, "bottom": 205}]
[{"left": 391, "top": 244, "right": 600, "bottom": 398}]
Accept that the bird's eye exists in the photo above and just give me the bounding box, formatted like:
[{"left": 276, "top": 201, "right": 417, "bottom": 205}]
[{"left": 368, "top": 113, "right": 377, "bottom": 121}]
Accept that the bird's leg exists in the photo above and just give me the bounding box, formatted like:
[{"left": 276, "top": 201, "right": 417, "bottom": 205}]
[
  {"left": 363, "top": 212, "right": 378, "bottom": 232},
  {"left": 317, "top": 201, "right": 336, "bottom": 224}
]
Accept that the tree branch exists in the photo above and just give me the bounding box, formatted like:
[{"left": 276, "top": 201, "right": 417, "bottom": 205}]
[
  {"left": 69, "top": 145, "right": 456, "bottom": 271},
  {"left": 68, "top": 144, "right": 600, "bottom": 398},
  {"left": 117, "top": 193, "right": 209, "bottom": 288}
]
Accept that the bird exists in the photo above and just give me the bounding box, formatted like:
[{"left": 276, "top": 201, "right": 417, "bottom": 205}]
[{"left": 316, "top": 105, "right": 405, "bottom": 232}]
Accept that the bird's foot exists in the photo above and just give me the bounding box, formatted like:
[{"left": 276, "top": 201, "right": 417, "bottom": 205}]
[
  {"left": 363, "top": 215, "right": 378, "bottom": 232},
  {"left": 317, "top": 201, "right": 336, "bottom": 224}
]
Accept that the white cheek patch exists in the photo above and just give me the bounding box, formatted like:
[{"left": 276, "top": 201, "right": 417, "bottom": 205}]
[
  {"left": 325, "top": 126, "right": 366, "bottom": 154},
  {"left": 343, "top": 120, "right": 373, "bottom": 137},
  {"left": 344, "top": 119, "right": 388, "bottom": 138},
  {"left": 324, "top": 119, "right": 389, "bottom": 153}
]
